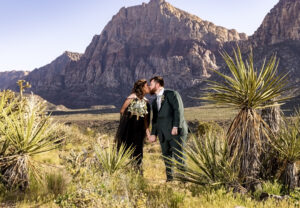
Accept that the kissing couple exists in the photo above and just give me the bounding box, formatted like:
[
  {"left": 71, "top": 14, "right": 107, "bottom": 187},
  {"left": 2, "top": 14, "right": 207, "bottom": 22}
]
[{"left": 115, "top": 76, "right": 188, "bottom": 181}]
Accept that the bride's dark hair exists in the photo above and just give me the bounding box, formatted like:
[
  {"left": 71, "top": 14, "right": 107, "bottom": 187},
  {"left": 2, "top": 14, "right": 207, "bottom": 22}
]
[{"left": 131, "top": 79, "right": 147, "bottom": 99}]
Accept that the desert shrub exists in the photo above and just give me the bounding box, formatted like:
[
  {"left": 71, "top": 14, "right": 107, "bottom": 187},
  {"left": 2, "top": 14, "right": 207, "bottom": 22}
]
[
  {"left": 0, "top": 91, "right": 62, "bottom": 190},
  {"left": 145, "top": 185, "right": 185, "bottom": 208},
  {"left": 46, "top": 170, "right": 69, "bottom": 197},
  {"left": 94, "top": 142, "right": 135, "bottom": 175},
  {"left": 197, "top": 121, "right": 223, "bottom": 137},
  {"left": 203, "top": 46, "right": 290, "bottom": 189},
  {"left": 253, "top": 180, "right": 283, "bottom": 199},
  {"left": 169, "top": 130, "right": 241, "bottom": 189},
  {"left": 268, "top": 109, "right": 300, "bottom": 191},
  {"left": 56, "top": 165, "right": 149, "bottom": 207}
]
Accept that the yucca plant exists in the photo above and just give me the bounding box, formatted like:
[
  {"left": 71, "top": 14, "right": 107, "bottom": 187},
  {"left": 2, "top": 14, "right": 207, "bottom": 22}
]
[
  {"left": 0, "top": 90, "right": 17, "bottom": 114},
  {"left": 268, "top": 109, "right": 300, "bottom": 191},
  {"left": 168, "top": 132, "right": 241, "bottom": 189},
  {"left": 0, "top": 90, "right": 18, "bottom": 156},
  {"left": 94, "top": 142, "right": 135, "bottom": 175},
  {"left": 0, "top": 94, "right": 62, "bottom": 190},
  {"left": 203, "top": 46, "right": 290, "bottom": 189}
]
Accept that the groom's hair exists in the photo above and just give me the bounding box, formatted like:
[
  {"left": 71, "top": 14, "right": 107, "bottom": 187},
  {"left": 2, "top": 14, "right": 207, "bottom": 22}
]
[{"left": 150, "top": 76, "right": 164, "bottom": 87}]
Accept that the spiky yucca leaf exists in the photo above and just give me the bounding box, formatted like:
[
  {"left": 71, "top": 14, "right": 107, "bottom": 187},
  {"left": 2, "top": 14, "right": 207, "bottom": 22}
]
[
  {"left": 0, "top": 95, "right": 61, "bottom": 156},
  {"left": 271, "top": 119, "right": 300, "bottom": 163},
  {"left": 0, "top": 94, "right": 62, "bottom": 190},
  {"left": 168, "top": 133, "right": 240, "bottom": 187},
  {"left": 267, "top": 110, "right": 300, "bottom": 189},
  {"left": 204, "top": 47, "right": 290, "bottom": 109},
  {"left": 203, "top": 46, "right": 290, "bottom": 188},
  {"left": 94, "top": 142, "right": 135, "bottom": 175},
  {"left": 0, "top": 91, "right": 18, "bottom": 155},
  {"left": 0, "top": 90, "right": 17, "bottom": 117}
]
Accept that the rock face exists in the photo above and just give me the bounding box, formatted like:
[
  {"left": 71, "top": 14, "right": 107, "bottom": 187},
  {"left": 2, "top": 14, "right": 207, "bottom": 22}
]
[
  {"left": 247, "top": 0, "right": 300, "bottom": 107},
  {"left": 19, "top": 51, "right": 82, "bottom": 105},
  {"left": 43, "top": 0, "right": 247, "bottom": 107},
  {"left": 1, "top": 0, "right": 299, "bottom": 108},
  {"left": 0, "top": 71, "right": 29, "bottom": 90},
  {"left": 251, "top": 0, "right": 300, "bottom": 46}
]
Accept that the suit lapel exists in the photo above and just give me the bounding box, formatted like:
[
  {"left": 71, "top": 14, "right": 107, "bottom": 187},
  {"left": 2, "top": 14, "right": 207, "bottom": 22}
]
[{"left": 153, "top": 97, "right": 158, "bottom": 112}]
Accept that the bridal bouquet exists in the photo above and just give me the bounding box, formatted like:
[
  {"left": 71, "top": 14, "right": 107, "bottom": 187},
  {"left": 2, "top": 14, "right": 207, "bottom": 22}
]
[{"left": 128, "top": 98, "right": 148, "bottom": 120}]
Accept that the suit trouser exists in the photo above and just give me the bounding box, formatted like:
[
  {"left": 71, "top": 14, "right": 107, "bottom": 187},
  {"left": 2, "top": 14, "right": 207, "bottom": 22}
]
[{"left": 158, "top": 132, "right": 187, "bottom": 180}]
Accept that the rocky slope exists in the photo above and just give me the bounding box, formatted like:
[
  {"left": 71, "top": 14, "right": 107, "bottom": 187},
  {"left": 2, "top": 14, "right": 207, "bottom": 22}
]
[
  {"left": 248, "top": 0, "right": 300, "bottom": 107},
  {"left": 18, "top": 51, "right": 82, "bottom": 105},
  {"left": 36, "top": 0, "right": 247, "bottom": 108},
  {"left": 251, "top": 0, "right": 300, "bottom": 46},
  {"left": 1, "top": 0, "right": 299, "bottom": 108},
  {"left": 0, "top": 71, "right": 29, "bottom": 89}
]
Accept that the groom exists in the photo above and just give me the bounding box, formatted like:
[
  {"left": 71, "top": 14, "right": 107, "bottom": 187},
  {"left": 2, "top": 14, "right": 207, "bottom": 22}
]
[{"left": 149, "top": 76, "right": 188, "bottom": 181}]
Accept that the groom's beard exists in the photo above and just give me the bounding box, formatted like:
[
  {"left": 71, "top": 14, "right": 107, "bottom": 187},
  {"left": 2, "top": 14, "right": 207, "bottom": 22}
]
[{"left": 150, "top": 88, "right": 157, "bottom": 95}]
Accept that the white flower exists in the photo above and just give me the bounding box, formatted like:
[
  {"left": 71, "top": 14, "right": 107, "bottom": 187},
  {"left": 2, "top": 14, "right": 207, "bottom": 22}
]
[{"left": 127, "top": 98, "right": 148, "bottom": 119}]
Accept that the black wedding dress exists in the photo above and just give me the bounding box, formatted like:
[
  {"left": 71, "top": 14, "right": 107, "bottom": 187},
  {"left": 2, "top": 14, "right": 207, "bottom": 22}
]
[{"left": 115, "top": 98, "right": 151, "bottom": 169}]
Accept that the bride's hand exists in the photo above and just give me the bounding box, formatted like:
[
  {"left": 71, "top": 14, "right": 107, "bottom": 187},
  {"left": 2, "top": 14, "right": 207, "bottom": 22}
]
[
  {"left": 148, "top": 135, "right": 156, "bottom": 143},
  {"left": 146, "top": 129, "right": 151, "bottom": 142},
  {"left": 146, "top": 134, "right": 151, "bottom": 142}
]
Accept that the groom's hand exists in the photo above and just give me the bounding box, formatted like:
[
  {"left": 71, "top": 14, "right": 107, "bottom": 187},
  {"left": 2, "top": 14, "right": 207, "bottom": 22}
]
[
  {"left": 171, "top": 127, "right": 178, "bottom": 135},
  {"left": 148, "top": 135, "right": 157, "bottom": 143}
]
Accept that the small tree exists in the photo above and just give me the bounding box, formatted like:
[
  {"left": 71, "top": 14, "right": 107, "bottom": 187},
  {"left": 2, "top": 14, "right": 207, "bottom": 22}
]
[{"left": 204, "top": 47, "right": 290, "bottom": 189}]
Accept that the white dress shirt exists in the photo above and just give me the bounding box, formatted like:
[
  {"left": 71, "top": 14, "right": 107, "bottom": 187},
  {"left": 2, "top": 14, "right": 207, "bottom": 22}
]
[{"left": 156, "top": 88, "right": 164, "bottom": 111}]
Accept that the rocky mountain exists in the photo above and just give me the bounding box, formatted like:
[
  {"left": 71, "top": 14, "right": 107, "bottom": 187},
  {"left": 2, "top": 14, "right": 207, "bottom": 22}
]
[
  {"left": 1, "top": 0, "right": 299, "bottom": 108},
  {"left": 0, "top": 70, "right": 29, "bottom": 89},
  {"left": 248, "top": 0, "right": 300, "bottom": 107},
  {"left": 251, "top": 40, "right": 300, "bottom": 108},
  {"left": 16, "top": 51, "right": 82, "bottom": 105},
  {"left": 25, "top": 0, "right": 247, "bottom": 108},
  {"left": 250, "top": 0, "right": 300, "bottom": 46}
]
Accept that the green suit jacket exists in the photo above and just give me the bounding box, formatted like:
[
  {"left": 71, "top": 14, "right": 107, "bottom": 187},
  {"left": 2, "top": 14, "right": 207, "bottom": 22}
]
[{"left": 151, "top": 89, "right": 188, "bottom": 141}]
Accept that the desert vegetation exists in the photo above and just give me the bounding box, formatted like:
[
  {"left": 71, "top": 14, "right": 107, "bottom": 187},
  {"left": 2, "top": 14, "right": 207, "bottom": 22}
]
[{"left": 0, "top": 49, "right": 299, "bottom": 208}]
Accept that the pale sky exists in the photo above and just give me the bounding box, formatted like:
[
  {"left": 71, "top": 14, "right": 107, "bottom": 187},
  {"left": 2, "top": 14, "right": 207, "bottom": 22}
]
[{"left": 0, "top": 0, "right": 279, "bottom": 71}]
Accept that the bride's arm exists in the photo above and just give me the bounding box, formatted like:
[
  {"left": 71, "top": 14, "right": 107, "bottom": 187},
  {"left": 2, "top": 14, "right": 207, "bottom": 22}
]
[
  {"left": 120, "top": 94, "right": 136, "bottom": 115},
  {"left": 144, "top": 102, "right": 151, "bottom": 139},
  {"left": 146, "top": 128, "right": 151, "bottom": 138},
  {"left": 120, "top": 99, "right": 131, "bottom": 115}
]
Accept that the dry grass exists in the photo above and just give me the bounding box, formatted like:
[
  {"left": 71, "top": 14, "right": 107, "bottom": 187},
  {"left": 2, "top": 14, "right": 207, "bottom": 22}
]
[
  {"left": 1, "top": 133, "right": 298, "bottom": 208},
  {"left": 184, "top": 104, "right": 237, "bottom": 121},
  {"left": 53, "top": 112, "right": 119, "bottom": 122},
  {"left": 52, "top": 104, "right": 236, "bottom": 122},
  {"left": 1, "top": 102, "right": 298, "bottom": 207}
]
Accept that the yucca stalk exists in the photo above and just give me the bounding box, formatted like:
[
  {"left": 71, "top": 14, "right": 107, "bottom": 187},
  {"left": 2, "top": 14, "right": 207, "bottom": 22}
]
[
  {"left": 260, "top": 102, "right": 283, "bottom": 180},
  {"left": 94, "top": 142, "right": 135, "bottom": 175},
  {"left": 203, "top": 46, "right": 290, "bottom": 189},
  {"left": 0, "top": 94, "right": 62, "bottom": 190},
  {"left": 168, "top": 132, "right": 241, "bottom": 189}
]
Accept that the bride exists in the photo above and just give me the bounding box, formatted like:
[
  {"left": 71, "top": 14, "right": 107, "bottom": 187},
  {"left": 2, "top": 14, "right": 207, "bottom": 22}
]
[{"left": 115, "top": 79, "right": 151, "bottom": 171}]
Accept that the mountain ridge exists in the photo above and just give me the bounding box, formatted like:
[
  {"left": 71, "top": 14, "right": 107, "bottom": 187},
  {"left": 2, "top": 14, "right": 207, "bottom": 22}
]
[{"left": 1, "top": 0, "right": 299, "bottom": 108}]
